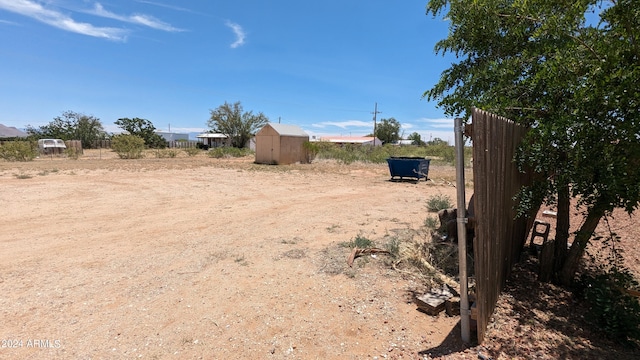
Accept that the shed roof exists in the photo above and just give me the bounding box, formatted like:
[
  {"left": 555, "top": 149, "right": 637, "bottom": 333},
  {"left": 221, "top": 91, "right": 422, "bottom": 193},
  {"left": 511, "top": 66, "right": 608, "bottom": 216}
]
[{"left": 262, "top": 123, "right": 308, "bottom": 137}]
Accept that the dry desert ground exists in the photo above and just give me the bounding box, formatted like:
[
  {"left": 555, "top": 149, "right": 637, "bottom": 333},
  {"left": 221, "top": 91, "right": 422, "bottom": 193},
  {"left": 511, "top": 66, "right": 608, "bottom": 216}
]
[
  {"left": 1, "top": 150, "right": 467, "bottom": 359},
  {"left": 3, "top": 149, "right": 639, "bottom": 360}
]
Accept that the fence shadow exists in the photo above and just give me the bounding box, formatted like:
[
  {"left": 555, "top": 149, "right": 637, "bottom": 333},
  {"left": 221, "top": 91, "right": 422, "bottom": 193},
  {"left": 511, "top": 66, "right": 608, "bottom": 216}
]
[{"left": 417, "top": 320, "right": 473, "bottom": 358}]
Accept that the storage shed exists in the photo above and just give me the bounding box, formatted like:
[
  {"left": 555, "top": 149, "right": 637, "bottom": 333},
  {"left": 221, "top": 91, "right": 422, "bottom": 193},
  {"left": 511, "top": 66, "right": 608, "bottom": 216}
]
[{"left": 255, "top": 123, "right": 310, "bottom": 165}]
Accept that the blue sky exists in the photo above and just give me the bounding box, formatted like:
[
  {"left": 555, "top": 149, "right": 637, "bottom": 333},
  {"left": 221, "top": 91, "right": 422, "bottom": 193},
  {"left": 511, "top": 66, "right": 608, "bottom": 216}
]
[{"left": 0, "top": 0, "right": 457, "bottom": 142}]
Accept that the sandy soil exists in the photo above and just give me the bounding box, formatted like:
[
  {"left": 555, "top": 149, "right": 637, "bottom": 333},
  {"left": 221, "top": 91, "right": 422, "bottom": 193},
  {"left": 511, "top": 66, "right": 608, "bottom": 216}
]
[{"left": 0, "top": 150, "right": 465, "bottom": 359}]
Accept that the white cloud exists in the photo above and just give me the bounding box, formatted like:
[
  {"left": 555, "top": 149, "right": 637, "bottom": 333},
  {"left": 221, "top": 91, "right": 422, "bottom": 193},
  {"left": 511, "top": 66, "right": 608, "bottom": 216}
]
[
  {"left": 311, "top": 120, "right": 372, "bottom": 129},
  {"left": 0, "top": 19, "right": 19, "bottom": 25},
  {"left": 156, "top": 127, "right": 208, "bottom": 134},
  {"left": 89, "top": 3, "right": 183, "bottom": 32},
  {"left": 0, "top": 0, "right": 127, "bottom": 41},
  {"left": 134, "top": 0, "right": 192, "bottom": 13},
  {"left": 421, "top": 118, "right": 455, "bottom": 128},
  {"left": 225, "top": 20, "right": 245, "bottom": 48}
]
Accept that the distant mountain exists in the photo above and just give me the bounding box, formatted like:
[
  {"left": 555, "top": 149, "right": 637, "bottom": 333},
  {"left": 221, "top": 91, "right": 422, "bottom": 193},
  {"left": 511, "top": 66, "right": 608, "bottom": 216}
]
[{"left": 0, "top": 124, "right": 28, "bottom": 138}]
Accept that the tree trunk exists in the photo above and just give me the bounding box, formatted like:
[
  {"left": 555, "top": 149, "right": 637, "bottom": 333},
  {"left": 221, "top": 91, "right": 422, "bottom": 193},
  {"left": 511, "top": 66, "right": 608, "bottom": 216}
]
[
  {"left": 553, "top": 183, "right": 570, "bottom": 277},
  {"left": 539, "top": 240, "right": 556, "bottom": 282},
  {"left": 557, "top": 204, "right": 606, "bottom": 286}
]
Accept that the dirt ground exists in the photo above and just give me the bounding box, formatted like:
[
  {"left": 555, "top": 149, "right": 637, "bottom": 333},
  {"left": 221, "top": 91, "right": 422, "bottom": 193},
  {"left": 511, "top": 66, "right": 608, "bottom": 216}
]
[
  {"left": 2, "top": 149, "right": 638, "bottom": 360},
  {"left": 1, "top": 149, "right": 468, "bottom": 359}
]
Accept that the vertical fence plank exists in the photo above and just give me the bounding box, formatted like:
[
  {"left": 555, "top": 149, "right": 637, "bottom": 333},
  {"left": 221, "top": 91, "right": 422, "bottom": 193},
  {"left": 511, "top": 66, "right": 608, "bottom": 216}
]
[{"left": 471, "top": 109, "right": 536, "bottom": 343}]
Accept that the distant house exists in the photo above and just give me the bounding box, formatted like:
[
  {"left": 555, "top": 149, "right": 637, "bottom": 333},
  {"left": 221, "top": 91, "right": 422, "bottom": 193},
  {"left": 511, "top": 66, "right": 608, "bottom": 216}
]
[
  {"left": 315, "top": 136, "right": 382, "bottom": 147},
  {"left": 156, "top": 131, "right": 189, "bottom": 142},
  {"left": 196, "top": 133, "right": 229, "bottom": 148},
  {"left": 255, "top": 123, "right": 310, "bottom": 165}
]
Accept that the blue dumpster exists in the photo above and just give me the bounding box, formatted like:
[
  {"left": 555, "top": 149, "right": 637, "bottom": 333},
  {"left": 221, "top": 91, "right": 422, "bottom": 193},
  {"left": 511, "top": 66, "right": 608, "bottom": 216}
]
[{"left": 386, "top": 157, "right": 430, "bottom": 182}]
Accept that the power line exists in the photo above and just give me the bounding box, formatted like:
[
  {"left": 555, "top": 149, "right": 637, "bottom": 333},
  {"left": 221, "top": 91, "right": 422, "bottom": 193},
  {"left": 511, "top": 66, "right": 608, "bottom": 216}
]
[{"left": 372, "top": 102, "right": 382, "bottom": 137}]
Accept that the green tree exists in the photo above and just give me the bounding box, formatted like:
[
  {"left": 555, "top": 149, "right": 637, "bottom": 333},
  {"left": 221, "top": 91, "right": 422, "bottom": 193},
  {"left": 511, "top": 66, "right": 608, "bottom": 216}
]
[
  {"left": 425, "top": 0, "right": 640, "bottom": 285},
  {"left": 407, "top": 132, "right": 425, "bottom": 146},
  {"left": 114, "top": 118, "right": 166, "bottom": 149},
  {"left": 374, "top": 118, "right": 401, "bottom": 144},
  {"left": 207, "top": 101, "right": 269, "bottom": 148},
  {"left": 427, "top": 137, "right": 448, "bottom": 146},
  {"left": 26, "top": 111, "right": 107, "bottom": 149}
]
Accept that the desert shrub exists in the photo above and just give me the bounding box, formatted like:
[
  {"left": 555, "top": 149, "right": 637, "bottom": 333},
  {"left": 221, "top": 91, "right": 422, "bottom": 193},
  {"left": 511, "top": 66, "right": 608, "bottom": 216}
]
[
  {"left": 424, "top": 216, "right": 439, "bottom": 229},
  {"left": 384, "top": 236, "right": 401, "bottom": 258},
  {"left": 426, "top": 194, "right": 453, "bottom": 212},
  {"left": 111, "top": 134, "right": 145, "bottom": 159},
  {"left": 184, "top": 147, "right": 201, "bottom": 157},
  {"left": 339, "top": 234, "right": 374, "bottom": 248},
  {"left": 0, "top": 141, "right": 38, "bottom": 162},
  {"left": 208, "top": 147, "right": 252, "bottom": 158},
  {"left": 155, "top": 149, "right": 178, "bottom": 158}
]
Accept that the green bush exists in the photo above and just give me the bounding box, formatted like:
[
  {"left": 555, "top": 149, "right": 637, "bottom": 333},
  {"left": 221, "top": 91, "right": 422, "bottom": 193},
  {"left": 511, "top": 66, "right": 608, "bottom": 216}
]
[
  {"left": 207, "top": 147, "right": 253, "bottom": 158},
  {"left": 426, "top": 194, "right": 453, "bottom": 212},
  {"left": 576, "top": 230, "right": 640, "bottom": 346},
  {"left": 0, "top": 141, "right": 38, "bottom": 162},
  {"left": 577, "top": 268, "right": 640, "bottom": 346},
  {"left": 111, "top": 134, "right": 145, "bottom": 159}
]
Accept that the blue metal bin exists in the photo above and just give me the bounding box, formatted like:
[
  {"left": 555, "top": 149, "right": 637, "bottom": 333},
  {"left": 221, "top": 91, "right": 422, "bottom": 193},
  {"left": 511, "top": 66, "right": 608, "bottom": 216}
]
[{"left": 386, "top": 157, "right": 431, "bottom": 182}]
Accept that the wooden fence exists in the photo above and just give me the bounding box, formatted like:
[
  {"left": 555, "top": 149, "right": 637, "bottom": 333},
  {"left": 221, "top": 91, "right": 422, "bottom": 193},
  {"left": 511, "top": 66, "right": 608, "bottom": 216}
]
[
  {"left": 471, "top": 108, "right": 538, "bottom": 343},
  {"left": 167, "top": 140, "right": 199, "bottom": 148},
  {"left": 90, "top": 140, "right": 199, "bottom": 149},
  {"left": 65, "top": 140, "right": 82, "bottom": 153}
]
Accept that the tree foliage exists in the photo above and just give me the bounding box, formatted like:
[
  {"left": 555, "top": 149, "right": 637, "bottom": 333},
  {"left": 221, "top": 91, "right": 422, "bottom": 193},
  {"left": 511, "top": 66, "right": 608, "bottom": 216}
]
[
  {"left": 427, "top": 137, "right": 449, "bottom": 146},
  {"left": 114, "top": 118, "right": 166, "bottom": 149},
  {"left": 26, "top": 111, "right": 107, "bottom": 149},
  {"left": 375, "top": 118, "right": 401, "bottom": 144},
  {"left": 207, "top": 101, "right": 269, "bottom": 148},
  {"left": 407, "top": 132, "right": 425, "bottom": 146},
  {"left": 425, "top": 0, "right": 640, "bottom": 285}
]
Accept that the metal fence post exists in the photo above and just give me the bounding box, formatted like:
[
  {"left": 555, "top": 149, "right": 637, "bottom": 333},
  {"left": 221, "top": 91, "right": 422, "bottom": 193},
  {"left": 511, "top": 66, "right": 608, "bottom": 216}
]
[{"left": 455, "top": 117, "right": 471, "bottom": 343}]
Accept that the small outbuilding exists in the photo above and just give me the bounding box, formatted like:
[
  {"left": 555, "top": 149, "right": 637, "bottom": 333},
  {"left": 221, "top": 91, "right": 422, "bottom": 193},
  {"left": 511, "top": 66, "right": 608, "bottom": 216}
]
[
  {"left": 255, "top": 123, "right": 310, "bottom": 165},
  {"left": 196, "top": 133, "right": 229, "bottom": 148}
]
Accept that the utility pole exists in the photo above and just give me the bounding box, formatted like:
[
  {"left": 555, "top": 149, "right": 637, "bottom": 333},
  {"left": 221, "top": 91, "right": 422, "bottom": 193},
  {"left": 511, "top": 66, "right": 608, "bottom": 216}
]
[{"left": 372, "top": 102, "right": 381, "bottom": 143}]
